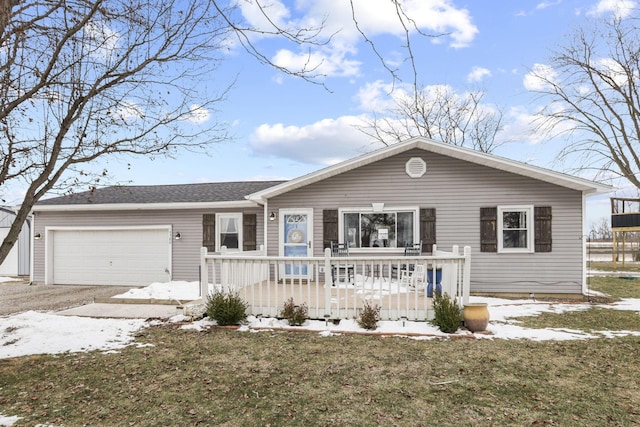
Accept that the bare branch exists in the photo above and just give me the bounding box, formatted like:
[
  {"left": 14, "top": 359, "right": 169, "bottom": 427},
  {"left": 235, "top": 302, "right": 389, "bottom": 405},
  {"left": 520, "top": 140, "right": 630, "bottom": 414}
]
[{"left": 531, "top": 14, "right": 640, "bottom": 188}]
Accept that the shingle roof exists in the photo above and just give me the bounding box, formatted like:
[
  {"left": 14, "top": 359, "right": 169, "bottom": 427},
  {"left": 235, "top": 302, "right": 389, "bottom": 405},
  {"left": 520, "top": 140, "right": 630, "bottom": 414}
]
[{"left": 36, "top": 181, "right": 286, "bottom": 206}]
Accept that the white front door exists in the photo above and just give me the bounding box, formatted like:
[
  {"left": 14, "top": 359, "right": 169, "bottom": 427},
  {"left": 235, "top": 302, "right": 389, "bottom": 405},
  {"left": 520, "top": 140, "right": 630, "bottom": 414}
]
[{"left": 280, "top": 209, "right": 313, "bottom": 279}]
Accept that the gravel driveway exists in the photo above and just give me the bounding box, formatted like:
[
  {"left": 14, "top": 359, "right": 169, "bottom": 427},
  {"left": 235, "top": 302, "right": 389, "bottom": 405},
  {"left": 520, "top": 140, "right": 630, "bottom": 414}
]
[{"left": 0, "top": 279, "right": 133, "bottom": 316}]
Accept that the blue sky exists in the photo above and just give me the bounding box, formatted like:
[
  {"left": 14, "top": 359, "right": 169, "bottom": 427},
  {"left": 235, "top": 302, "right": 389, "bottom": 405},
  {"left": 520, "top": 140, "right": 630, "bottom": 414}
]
[{"left": 12, "top": 0, "right": 638, "bottom": 227}]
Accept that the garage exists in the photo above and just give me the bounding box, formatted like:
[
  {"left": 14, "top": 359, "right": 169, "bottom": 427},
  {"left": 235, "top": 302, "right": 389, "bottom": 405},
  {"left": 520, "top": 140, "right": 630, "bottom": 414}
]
[{"left": 48, "top": 227, "right": 172, "bottom": 286}]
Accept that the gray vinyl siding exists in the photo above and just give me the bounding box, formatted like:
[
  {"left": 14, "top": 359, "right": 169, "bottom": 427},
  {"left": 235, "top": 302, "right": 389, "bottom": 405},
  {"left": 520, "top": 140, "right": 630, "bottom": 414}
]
[
  {"left": 32, "top": 207, "right": 264, "bottom": 285},
  {"left": 266, "top": 148, "right": 585, "bottom": 295},
  {"left": 0, "top": 209, "right": 30, "bottom": 276}
]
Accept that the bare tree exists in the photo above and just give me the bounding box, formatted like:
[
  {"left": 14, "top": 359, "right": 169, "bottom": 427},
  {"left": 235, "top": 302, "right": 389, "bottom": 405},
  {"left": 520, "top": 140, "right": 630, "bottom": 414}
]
[
  {"left": 589, "top": 216, "right": 612, "bottom": 241},
  {"left": 0, "top": 0, "right": 445, "bottom": 266},
  {"left": 529, "top": 13, "right": 640, "bottom": 186},
  {"left": 360, "top": 84, "right": 504, "bottom": 153},
  {"left": 0, "top": 0, "right": 245, "bottom": 265}
]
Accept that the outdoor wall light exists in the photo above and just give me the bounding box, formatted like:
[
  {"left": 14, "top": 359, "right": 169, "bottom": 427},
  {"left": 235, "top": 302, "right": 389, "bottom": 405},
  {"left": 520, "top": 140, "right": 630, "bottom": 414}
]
[
  {"left": 175, "top": 232, "right": 181, "bottom": 240},
  {"left": 269, "top": 211, "right": 277, "bottom": 221},
  {"left": 34, "top": 233, "right": 42, "bottom": 240}
]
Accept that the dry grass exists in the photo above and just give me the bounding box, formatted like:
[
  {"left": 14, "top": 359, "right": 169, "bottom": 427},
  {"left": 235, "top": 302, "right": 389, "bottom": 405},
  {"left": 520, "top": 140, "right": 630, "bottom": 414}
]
[
  {"left": 588, "top": 260, "right": 640, "bottom": 273},
  {"left": 589, "top": 275, "right": 640, "bottom": 299},
  {"left": 1, "top": 277, "right": 640, "bottom": 426},
  {"left": 1, "top": 327, "right": 639, "bottom": 426}
]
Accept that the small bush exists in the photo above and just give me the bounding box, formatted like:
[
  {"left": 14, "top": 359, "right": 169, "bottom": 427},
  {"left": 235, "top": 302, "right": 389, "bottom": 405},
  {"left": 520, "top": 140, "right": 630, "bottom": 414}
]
[
  {"left": 431, "top": 291, "right": 461, "bottom": 333},
  {"left": 358, "top": 301, "right": 381, "bottom": 330},
  {"left": 280, "top": 297, "right": 308, "bottom": 326},
  {"left": 205, "top": 291, "right": 248, "bottom": 326}
]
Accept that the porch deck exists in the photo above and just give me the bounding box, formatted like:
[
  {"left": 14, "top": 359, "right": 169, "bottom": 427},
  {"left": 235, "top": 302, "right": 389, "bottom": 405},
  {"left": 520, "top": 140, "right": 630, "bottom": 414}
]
[{"left": 200, "top": 245, "right": 471, "bottom": 322}]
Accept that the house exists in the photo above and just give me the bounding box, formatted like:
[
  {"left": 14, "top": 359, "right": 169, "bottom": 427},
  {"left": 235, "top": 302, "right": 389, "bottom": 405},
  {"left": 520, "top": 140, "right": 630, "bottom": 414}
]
[
  {"left": 31, "top": 137, "right": 611, "bottom": 296},
  {"left": 0, "top": 207, "right": 31, "bottom": 277}
]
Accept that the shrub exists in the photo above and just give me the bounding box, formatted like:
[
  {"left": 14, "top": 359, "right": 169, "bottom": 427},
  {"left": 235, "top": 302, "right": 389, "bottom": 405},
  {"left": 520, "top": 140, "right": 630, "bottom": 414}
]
[
  {"left": 280, "top": 297, "right": 308, "bottom": 326},
  {"left": 431, "top": 291, "right": 461, "bottom": 333},
  {"left": 205, "top": 291, "right": 248, "bottom": 326},
  {"left": 358, "top": 301, "right": 381, "bottom": 330}
]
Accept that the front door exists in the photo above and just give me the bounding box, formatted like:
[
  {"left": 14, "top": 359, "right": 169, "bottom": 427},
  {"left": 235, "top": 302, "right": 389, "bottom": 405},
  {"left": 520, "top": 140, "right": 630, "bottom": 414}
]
[{"left": 280, "top": 209, "right": 313, "bottom": 279}]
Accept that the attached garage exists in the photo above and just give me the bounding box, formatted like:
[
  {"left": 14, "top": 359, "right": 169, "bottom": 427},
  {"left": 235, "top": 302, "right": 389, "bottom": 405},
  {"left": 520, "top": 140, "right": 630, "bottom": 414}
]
[{"left": 46, "top": 227, "right": 172, "bottom": 286}]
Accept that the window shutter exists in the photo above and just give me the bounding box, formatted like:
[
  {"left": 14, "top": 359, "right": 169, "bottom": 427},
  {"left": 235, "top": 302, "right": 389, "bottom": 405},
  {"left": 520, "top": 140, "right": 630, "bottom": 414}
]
[
  {"left": 534, "top": 206, "right": 552, "bottom": 252},
  {"left": 420, "top": 208, "right": 436, "bottom": 253},
  {"left": 480, "top": 207, "right": 497, "bottom": 252},
  {"left": 243, "top": 213, "right": 257, "bottom": 251},
  {"left": 202, "top": 213, "right": 216, "bottom": 252},
  {"left": 323, "top": 209, "right": 338, "bottom": 249}
]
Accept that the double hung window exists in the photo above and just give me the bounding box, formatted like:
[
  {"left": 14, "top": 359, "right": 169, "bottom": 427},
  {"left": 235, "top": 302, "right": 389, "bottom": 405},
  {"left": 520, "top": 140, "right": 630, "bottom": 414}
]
[
  {"left": 216, "top": 213, "right": 242, "bottom": 251},
  {"left": 498, "top": 206, "right": 533, "bottom": 253}
]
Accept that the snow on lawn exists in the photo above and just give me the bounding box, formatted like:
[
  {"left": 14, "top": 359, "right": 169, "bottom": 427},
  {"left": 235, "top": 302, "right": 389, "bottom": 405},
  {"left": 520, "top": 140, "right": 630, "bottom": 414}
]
[
  {"left": 0, "top": 276, "right": 21, "bottom": 283},
  {"left": 2, "top": 284, "right": 640, "bottom": 426},
  {"left": 3, "top": 281, "right": 640, "bottom": 363},
  {"left": 0, "top": 311, "right": 150, "bottom": 360},
  {"left": 0, "top": 414, "right": 20, "bottom": 427}
]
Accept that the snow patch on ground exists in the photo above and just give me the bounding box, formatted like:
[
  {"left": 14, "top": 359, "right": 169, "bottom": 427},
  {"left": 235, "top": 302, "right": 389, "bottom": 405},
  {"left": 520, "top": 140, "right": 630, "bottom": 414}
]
[{"left": 0, "top": 311, "right": 148, "bottom": 359}]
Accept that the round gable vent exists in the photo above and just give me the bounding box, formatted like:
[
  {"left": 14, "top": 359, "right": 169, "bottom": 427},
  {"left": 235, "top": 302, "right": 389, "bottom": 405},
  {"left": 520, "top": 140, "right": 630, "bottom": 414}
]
[{"left": 405, "top": 157, "right": 427, "bottom": 178}]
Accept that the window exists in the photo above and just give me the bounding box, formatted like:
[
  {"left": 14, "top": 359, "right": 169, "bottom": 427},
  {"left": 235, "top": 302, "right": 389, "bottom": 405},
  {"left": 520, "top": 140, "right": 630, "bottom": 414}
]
[
  {"left": 216, "top": 213, "right": 242, "bottom": 251},
  {"left": 341, "top": 209, "right": 416, "bottom": 249},
  {"left": 497, "top": 206, "right": 533, "bottom": 253}
]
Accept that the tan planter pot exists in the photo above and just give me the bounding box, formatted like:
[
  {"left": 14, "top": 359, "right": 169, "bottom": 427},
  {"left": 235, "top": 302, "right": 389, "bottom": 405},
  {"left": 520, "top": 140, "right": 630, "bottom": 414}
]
[{"left": 463, "top": 303, "right": 489, "bottom": 332}]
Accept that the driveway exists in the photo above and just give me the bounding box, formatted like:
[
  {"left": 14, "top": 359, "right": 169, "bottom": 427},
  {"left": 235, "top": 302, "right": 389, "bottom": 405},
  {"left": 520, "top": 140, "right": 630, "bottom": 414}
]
[{"left": 0, "top": 279, "right": 133, "bottom": 316}]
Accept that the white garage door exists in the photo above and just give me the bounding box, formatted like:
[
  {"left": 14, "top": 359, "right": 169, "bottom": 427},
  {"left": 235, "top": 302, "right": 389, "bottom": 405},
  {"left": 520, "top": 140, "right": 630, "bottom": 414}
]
[{"left": 51, "top": 228, "right": 171, "bottom": 286}]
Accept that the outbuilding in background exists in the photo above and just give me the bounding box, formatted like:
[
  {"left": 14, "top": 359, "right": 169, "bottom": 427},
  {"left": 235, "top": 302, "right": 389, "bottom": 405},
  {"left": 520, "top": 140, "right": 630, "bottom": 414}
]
[{"left": 0, "top": 207, "right": 30, "bottom": 277}]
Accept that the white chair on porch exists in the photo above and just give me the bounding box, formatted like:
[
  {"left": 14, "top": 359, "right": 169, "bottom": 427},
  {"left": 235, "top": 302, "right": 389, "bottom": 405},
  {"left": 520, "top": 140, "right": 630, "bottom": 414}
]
[
  {"left": 392, "top": 241, "right": 422, "bottom": 279},
  {"left": 399, "top": 263, "right": 426, "bottom": 290},
  {"left": 330, "top": 242, "right": 354, "bottom": 285}
]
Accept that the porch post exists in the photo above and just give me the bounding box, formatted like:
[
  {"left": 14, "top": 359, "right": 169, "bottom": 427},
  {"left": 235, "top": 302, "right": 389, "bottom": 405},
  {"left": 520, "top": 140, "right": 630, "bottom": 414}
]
[
  {"left": 462, "top": 246, "right": 471, "bottom": 305},
  {"left": 200, "top": 247, "right": 209, "bottom": 301},
  {"left": 324, "top": 247, "right": 332, "bottom": 317}
]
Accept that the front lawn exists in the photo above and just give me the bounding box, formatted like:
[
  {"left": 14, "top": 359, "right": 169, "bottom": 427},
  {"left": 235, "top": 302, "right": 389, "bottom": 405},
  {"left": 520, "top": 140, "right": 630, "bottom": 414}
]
[
  {"left": 1, "top": 276, "right": 639, "bottom": 426},
  {"left": 1, "top": 328, "right": 640, "bottom": 426}
]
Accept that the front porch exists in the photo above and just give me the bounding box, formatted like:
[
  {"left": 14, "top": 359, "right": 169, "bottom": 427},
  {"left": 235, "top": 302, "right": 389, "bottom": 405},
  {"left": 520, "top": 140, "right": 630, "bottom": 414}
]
[{"left": 200, "top": 245, "right": 471, "bottom": 321}]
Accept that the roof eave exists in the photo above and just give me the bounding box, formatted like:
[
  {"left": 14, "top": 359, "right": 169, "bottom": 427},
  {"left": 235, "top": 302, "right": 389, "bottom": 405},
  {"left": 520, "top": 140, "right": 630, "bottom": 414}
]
[{"left": 33, "top": 200, "right": 260, "bottom": 212}]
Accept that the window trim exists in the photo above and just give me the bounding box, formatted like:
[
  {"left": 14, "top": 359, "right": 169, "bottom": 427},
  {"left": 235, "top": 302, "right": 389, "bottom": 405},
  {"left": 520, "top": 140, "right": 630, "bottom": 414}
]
[
  {"left": 338, "top": 206, "right": 419, "bottom": 253},
  {"left": 215, "top": 212, "right": 243, "bottom": 252},
  {"left": 497, "top": 205, "right": 534, "bottom": 253}
]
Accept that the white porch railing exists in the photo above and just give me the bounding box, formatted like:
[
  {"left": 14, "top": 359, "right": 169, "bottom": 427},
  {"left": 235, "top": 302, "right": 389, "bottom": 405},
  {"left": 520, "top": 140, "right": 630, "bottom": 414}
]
[{"left": 200, "top": 245, "right": 471, "bottom": 321}]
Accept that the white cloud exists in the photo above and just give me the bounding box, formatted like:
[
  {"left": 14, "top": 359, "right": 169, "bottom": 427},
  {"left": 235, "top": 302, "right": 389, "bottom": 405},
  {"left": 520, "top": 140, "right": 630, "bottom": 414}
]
[
  {"left": 467, "top": 66, "right": 492, "bottom": 83},
  {"left": 271, "top": 48, "right": 362, "bottom": 78},
  {"left": 238, "top": 0, "right": 479, "bottom": 78},
  {"left": 500, "top": 105, "right": 545, "bottom": 144},
  {"left": 112, "top": 101, "right": 144, "bottom": 122},
  {"left": 523, "top": 63, "right": 558, "bottom": 91},
  {"left": 587, "top": 0, "right": 636, "bottom": 18},
  {"left": 84, "top": 20, "right": 120, "bottom": 60},
  {"left": 596, "top": 57, "right": 629, "bottom": 86},
  {"left": 249, "top": 115, "right": 372, "bottom": 165},
  {"left": 536, "top": 0, "right": 562, "bottom": 10},
  {"left": 355, "top": 80, "right": 409, "bottom": 113},
  {"left": 182, "top": 104, "right": 211, "bottom": 124}
]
